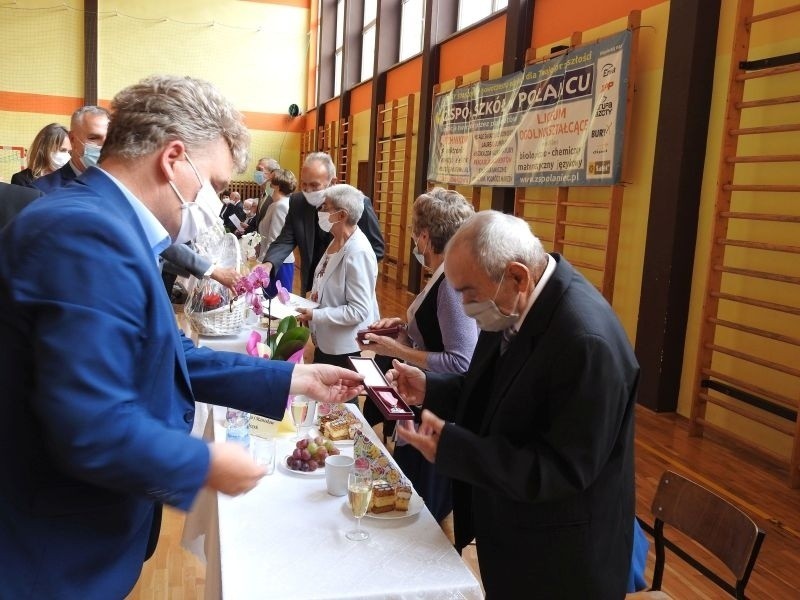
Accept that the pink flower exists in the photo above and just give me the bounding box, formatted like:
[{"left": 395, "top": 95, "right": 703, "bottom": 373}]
[
  {"left": 246, "top": 331, "right": 262, "bottom": 356},
  {"left": 250, "top": 293, "right": 263, "bottom": 314},
  {"left": 233, "top": 276, "right": 255, "bottom": 296},
  {"left": 250, "top": 266, "right": 271, "bottom": 289},
  {"left": 275, "top": 280, "right": 291, "bottom": 304}
]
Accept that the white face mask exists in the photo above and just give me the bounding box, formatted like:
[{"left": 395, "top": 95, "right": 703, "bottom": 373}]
[
  {"left": 50, "top": 150, "right": 70, "bottom": 170},
  {"left": 169, "top": 155, "right": 223, "bottom": 245},
  {"left": 462, "top": 272, "right": 520, "bottom": 332},
  {"left": 317, "top": 210, "right": 341, "bottom": 233},
  {"left": 412, "top": 235, "right": 427, "bottom": 267},
  {"left": 303, "top": 189, "right": 326, "bottom": 208}
]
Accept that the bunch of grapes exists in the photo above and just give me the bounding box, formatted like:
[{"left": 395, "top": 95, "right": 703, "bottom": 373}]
[{"left": 286, "top": 436, "right": 340, "bottom": 472}]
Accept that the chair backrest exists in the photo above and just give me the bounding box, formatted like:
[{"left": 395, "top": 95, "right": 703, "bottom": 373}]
[{"left": 649, "top": 470, "right": 765, "bottom": 599}]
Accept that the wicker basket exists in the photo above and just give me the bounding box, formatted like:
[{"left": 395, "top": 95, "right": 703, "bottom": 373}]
[{"left": 185, "top": 294, "right": 247, "bottom": 336}]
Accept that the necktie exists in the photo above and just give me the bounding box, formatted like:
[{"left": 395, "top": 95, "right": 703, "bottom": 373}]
[{"left": 500, "top": 327, "right": 517, "bottom": 355}]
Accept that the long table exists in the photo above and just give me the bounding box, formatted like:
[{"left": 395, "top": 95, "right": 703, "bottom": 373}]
[{"left": 182, "top": 404, "right": 483, "bottom": 600}]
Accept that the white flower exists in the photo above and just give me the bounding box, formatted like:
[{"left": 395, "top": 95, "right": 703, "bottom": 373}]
[{"left": 239, "top": 232, "right": 262, "bottom": 260}]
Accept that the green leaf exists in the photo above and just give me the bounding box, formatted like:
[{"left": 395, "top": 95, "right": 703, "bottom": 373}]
[
  {"left": 273, "top": 339, "right": 307, "bottom": 361},
  {"left": 273, "top": 327, "right": 310, "bottom": 360},
  {"left": 276, "top": 316, "right": 297, "bottom": 336}
]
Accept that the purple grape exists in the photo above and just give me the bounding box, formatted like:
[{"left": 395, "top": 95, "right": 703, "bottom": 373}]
[
  {"left": 292, "top": 448, "right": 302, "bottom": 460},
  {"left": 307, "top": 460, "right": 318, "bottom": 471},
  {"left": 300, "top": 449, "right": 311, "bottom": 461},
  {"left": 300, "top": 462, "right": 310, "bottom": 472},
  {"left": 297, "top": 439, "right": 309, "bottom": 449}
]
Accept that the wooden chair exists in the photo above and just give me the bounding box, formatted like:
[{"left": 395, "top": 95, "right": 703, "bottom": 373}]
[{"left": 644, "top": 470, "right": 765, "bottom": 599}]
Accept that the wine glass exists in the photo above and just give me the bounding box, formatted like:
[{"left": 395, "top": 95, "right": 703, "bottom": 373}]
[
  {"left": 290, "top": 397, "right": 309, "bottom": 440},
  {"left": 346, "top": 470, "right": 373, "bottom": 541}
]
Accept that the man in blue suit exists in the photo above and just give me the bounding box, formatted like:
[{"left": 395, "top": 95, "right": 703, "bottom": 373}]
[
  {"left": 0, "top": 75, "right": 363, "bottom": 599},
  {"left": 33, "top": 104, "right": 240, "bottom": 292}
]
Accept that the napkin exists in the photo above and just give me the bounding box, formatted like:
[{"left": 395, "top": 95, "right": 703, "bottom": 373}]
[{"left": 353, "top": 430, "right": 402, "bottom": 485}]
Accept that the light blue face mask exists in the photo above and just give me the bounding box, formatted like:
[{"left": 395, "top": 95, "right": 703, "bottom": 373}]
[
  {"left": 82, "top": 143, "right": 102, "bottom": 169},
  {"left": 254, "top": 170, "right": 266, "bottom": 185}
]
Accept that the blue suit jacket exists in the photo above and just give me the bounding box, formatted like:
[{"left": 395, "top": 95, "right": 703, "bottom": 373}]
[{"left": 0, "top": 168, "right": 293, "bottom": 599}]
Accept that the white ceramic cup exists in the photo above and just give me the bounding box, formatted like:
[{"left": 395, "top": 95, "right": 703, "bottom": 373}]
[
  {"left": 251, "top": 437, "right": 277, "bottom": 476},
  {"left": 325, "top": 454, "right": 355, "bottom": 496}
]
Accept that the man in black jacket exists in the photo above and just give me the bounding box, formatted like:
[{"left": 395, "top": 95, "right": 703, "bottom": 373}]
[
  {"left": 391, "top": 211, "right": 638, "bottom": 599},
  {"left": 262, "top": 152, "right": 384, "bottom": 295}
]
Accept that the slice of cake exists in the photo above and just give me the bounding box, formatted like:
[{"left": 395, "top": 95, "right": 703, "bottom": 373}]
[
  {"left": 394, "top": 482, "right": 412, "bottom": 511},
  {"left": 323, "top": 417, "right": 350, "bottom": 441},
  {"left": 370, "top": 480, "right": 396, "bottom": 513}
]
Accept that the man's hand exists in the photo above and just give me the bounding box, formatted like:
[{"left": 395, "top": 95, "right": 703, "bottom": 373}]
[
  {"left": 210, "top": 267, "right": 242, "bottom": 292},
  {"left": 296, "top": 307, "right": 312, "bottom": 325},
  {"left": 205, "top": 442, "right": 265, "bottom": 496},
  {"left": 262, "top": 261, "right": 274, "bottom": 274},
  {"left": 290, "top": 363, "right": 365, "bottom": 403},
  {"left": 385, "top": 359, "right": 426, "bottom": 406},
  {"left": 395, "top": 409, "right": 445, "bottom": 463}
]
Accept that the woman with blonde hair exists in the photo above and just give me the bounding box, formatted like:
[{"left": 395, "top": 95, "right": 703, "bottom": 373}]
[
  {"left": 11, "top": 123, "right": 71, "bottom": 188},
  {"left": 358, "top": 187, "right": 477, "bottom": 521}
]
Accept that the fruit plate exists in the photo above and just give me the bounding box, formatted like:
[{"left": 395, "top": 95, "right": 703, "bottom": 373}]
[
  {"left": 278, "top": 455, "right": 325, "bottom": 478},
  {"left": 363, "top": 493, "right": 424, "bottom": 520}
]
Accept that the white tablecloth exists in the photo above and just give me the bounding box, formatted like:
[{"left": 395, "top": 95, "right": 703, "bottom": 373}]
[{"left": 183, "top": 405, "right": 483, "bottom": 600}]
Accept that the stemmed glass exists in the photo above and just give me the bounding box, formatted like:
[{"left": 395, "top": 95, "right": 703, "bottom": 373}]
[
  {"left": 290, "top": 397, "right": 309, "bottom": 440},
  {"left": 346, "top": 470, "right": 373, "bottom": 541}
]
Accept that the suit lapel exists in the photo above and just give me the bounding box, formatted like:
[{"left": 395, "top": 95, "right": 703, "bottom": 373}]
[
  {"left": 455, "top": 331, "right": 502, "bottom": 425},
  {"left": 301, "top": 198, "right": 317, "bottom": 260},
  {"left": 476, "top": 254, "right": 575, "bottom": 433},
  {"left": 80, "top": 168, "right": 194, "bottom": 398}
]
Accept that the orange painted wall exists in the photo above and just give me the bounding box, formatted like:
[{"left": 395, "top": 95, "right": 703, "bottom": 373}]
[
  {"left": 532, "top": 0, "right": 664, "bottom": 46},
  {"left": 350, "top": 81, "right": 373, "bottom": 115},
  {"left": 439, "top": 14, "right": 506, "bottom": 82},
  {"left": 304, "top": 107, "right": 318, "bottom": 132},
  {"left": 385, "top": 57, "right": 422, "bottom": 102},
  {"left": 242, "top": 0, "right": 309, "bottom": 7},
  {"left": 323, "top": 98, "right": 340, "bottom": 122}
]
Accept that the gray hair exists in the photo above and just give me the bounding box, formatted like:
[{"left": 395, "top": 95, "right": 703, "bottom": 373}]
[
  {"left": 304, "top": 151, "right": 336, "bottom": 181},
  {"left": 70, "top": 105, "right": 109, "bottom": 130},
  {"left": 448, "top": 211, "right": 547, "bottom": 281},
  {"left": 324, "top": 184, "right": 364, "bottom": 225},
  {"left": 102, "top": 75, "right": 250, "bottom": 172},
  {"left": 243, "top": 198, "right": 257, "bottom": 210},
  {"left": 412, "top": 187, "right": 474, "bottom": 254},
  {"left": 258, "top": 157, "right": 280, "bottom": 171}
]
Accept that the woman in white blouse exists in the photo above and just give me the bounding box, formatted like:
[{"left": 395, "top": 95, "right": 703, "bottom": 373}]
[
  {"left": 257, "top": 169, "right": 296, "bottom": 295},
  {"left": 296, "top": 184, "right": 379, "bottom": 372}
]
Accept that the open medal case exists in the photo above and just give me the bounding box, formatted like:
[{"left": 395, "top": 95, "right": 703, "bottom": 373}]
[{"left": 348, "top": 356, "right": 414, "bottom": 420}]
